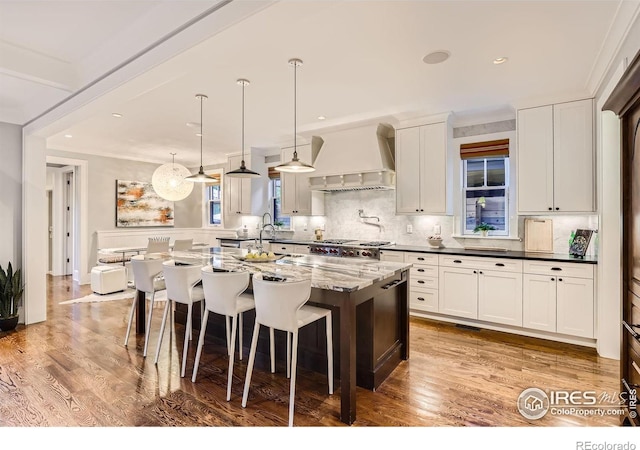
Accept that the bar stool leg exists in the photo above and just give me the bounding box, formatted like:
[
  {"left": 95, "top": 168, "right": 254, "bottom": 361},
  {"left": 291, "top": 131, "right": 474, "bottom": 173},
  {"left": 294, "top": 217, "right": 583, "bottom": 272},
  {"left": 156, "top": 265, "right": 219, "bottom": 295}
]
[
  {"left": 286, "top": 332, "right": 291, "bottom": 379},
  {"left": 143, "top": 292, "right": 155, "bottom": 357},
  {"left": 181, "top": 303, "right": 193, "bottom": 378},
  {"left": 326, "top": 313, "right": 333, "bottom": 394},
  {"left": 124, "top": 297, "right": 137, "bottom": 347},
  {"left": 242, "top": 321, "right": 261, "bottom": 408},
  {"left": 191, "top": 309, "right": 210, "bottom": 382},
  {"left": 288, "top": 330, "right": 299, "bottom": 427},
  {"left": 155, "top": 299, "right": 172, "bottom": 364},
  {"left": 225, "top": 316, "right": 231, "bottom": 355},
  {"left": 238, "top": 312, "right": 243, "bottom": 360},
  {"left": 227, "top": 315, "right": 238, "bottom": 401}
]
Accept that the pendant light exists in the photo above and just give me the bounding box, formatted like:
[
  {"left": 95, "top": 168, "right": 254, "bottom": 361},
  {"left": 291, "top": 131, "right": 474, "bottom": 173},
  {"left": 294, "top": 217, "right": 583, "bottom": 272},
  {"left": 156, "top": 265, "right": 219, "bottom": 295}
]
[
  {"left": 185, "top": 93, "right": 216, "bottom": 183},
  {"left": 275, "top": 58, "right": 315, "bottom": 173},
  {"left": 151, "top": 152, "right": 194, "bottom": 201},
  {"left": 226, "top": 79, "right": 260, "bottom": 178}
]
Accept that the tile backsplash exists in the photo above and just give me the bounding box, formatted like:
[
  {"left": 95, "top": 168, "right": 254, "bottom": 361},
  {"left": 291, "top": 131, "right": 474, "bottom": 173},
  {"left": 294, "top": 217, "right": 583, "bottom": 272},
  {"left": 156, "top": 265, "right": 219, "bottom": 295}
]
[{"left": 282, "top": 189, "right": 598, "bottom": 256}]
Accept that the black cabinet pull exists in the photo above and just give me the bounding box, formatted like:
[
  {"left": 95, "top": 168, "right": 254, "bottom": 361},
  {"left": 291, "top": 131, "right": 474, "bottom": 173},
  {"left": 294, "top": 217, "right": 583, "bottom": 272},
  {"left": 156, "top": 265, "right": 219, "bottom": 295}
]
[
  {"left": 555, "top": 207, "right": 560, "bottom": 211},
  {"left": 548, "top": 207, "right": 552, "bottom": 211},
  {"left": 416, "top": 209, "right": 419, "bottom": 212},
  {"left": 558, "top": 278, "right": 563, "bottom": 282},
  {"left": 420, "top": 209, "right": 424, "bottom": 212},
  {"left": 417, "top": 268, "right": 425, "bottom": 272},
  {"left": 473, "top": 270, "right": 477, "bottom": 274},
  {"left": 551, "top": 277, "right": 555, "bottom": 281},
  {"left": 417, "top": 280, "right": 425, "bottom": 284},
  {"left": 417, "top": 257, "right": 425, "bottom": 261},
  {"left": 551, "top": 267, "right": 562, "bottom": 271},
  {"left": 382, "top": 279, "right": 403, "bottom": 289},
  {"left": 495, "top": 263, "right": 505, "bottom": 267},
  {"left": 453, "top": 259, "right": 462, "bottom": 263},
  {"left": 417, "top": 297, "right": 425, "bottom": 301},
  {"left": 479, "top": 271, "right": 483, "bottom": 274}
]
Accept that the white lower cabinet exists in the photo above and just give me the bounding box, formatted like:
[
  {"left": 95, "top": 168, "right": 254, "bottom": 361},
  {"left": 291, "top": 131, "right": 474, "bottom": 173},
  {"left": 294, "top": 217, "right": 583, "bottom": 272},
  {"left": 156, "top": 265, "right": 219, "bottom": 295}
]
[
  {"left": 439, "top": 266, "right": 478, "bottom": 319},
  {"left": 438, "top": 256, "right": 523, "bottom": 323},
  {"left": 478, "top": 269, "right": 523, "bottom": 327},
  {"left": 522, "top": 261, "right": 595, "bottom": 338},
  {"left": 404, "top": 252, "right": 439, "bottom": 313}
]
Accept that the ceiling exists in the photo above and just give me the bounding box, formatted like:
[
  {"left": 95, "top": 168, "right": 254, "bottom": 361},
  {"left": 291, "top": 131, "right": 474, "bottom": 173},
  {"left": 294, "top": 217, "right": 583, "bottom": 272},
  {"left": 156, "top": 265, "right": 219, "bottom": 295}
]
[{"left": 3, "top": 0, "right": 639, "bottom": 168}]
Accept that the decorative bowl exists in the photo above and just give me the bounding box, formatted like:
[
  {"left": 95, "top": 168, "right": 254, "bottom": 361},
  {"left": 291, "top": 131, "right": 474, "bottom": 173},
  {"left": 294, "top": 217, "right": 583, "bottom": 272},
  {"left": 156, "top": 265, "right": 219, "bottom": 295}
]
[
  {"left": 231, "top": 254, "right": 284, "bottom": 263},
  {"left": 427, "top": 237, "right": 443, "bottom": 248}
]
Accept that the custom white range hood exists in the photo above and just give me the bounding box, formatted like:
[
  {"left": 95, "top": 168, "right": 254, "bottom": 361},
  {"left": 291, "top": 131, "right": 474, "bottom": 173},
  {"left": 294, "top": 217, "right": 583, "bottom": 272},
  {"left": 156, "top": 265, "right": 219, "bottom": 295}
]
[{"left": 308, "top": 123, "right": 396, "bottom": 192}]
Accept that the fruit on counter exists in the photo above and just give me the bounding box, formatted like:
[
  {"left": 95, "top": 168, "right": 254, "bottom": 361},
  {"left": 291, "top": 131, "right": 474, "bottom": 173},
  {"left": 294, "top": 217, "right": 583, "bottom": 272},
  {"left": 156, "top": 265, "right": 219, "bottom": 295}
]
[{"left": 268, "top": 252, "right": 276, "bottom": 258}]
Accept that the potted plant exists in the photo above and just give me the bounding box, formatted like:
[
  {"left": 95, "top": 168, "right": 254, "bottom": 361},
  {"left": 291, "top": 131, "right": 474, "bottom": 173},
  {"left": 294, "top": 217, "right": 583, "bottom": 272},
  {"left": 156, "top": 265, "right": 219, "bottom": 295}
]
[
  {"left": 0, "top": 262, "right": 24, "bottom": 332},
  {"left": 273, "top": 220, "right": 284, "bottom": 230},
  {"left": 473, "top": 222, "right": 496, "bottom": 237}
]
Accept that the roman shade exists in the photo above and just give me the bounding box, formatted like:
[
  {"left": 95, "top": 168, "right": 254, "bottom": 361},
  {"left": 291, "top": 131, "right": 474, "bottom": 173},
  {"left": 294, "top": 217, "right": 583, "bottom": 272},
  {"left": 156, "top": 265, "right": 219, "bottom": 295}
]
[
  {"left": 460, "top": 138, "right": 509, "bottom": 159},
  {"left": 268, "top": 167, "right": 280, "bottom": 179}
]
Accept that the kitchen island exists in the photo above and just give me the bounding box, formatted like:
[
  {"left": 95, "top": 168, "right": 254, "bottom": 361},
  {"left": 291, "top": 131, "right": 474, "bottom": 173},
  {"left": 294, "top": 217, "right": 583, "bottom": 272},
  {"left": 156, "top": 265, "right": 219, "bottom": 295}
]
[{"left": 136, "top": 247, "right": 412, "bottom": 425}]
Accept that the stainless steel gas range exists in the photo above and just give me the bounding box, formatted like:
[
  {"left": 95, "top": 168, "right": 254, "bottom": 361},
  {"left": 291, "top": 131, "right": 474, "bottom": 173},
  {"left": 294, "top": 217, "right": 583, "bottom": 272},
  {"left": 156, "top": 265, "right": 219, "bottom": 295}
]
[{"left": 308, "top": 239, "right": 394, "bottom": 260}]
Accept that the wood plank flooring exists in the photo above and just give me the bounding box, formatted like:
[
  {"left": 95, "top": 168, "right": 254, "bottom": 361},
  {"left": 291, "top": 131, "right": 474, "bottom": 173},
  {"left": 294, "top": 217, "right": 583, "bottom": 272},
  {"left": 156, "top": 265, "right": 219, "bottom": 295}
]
[{"left": 0, "top": 275, "right": 622, "bottom": 427}]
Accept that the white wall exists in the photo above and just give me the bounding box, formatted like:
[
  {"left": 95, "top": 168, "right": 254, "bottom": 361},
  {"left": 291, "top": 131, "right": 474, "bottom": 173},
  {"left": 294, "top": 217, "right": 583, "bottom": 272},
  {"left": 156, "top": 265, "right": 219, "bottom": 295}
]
[{"left": 0, "top": 122, "right": 22, "bottom": 269}]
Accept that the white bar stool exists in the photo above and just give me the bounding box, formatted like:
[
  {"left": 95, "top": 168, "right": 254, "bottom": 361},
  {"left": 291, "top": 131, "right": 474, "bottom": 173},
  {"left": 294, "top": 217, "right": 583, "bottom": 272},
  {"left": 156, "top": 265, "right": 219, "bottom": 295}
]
[
  {"left": 242, "top": 273, "right": 333, "bottom": 427},
  {"left": 192, "top": 267, "right": 275, "bottom": 401},
  {"left": 155, "top": 260, "right": 204, "bottom": 377},
  {"left": 125, "top": 255, "right": 166, "bottom": 356}
]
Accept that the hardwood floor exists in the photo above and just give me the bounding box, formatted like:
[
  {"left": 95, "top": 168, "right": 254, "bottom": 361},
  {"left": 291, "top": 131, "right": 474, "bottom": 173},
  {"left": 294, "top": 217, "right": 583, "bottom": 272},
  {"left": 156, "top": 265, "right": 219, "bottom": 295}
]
[{"left": 0, "top": 275, "right": 622, "bottom": 427}]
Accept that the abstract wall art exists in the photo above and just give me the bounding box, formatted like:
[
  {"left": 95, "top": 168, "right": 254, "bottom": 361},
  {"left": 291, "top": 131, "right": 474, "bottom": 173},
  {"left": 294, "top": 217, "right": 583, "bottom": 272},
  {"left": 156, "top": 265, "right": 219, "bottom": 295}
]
[{"left": 116, "top": 180, "right": 174, "bottom": 227}]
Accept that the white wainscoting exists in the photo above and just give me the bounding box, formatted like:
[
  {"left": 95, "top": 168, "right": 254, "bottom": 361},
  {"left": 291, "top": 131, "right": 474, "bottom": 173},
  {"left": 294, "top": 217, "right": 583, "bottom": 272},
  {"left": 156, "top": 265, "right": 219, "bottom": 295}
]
[{"left": 96, "top": 228, "right": 237, "bottom": 251}]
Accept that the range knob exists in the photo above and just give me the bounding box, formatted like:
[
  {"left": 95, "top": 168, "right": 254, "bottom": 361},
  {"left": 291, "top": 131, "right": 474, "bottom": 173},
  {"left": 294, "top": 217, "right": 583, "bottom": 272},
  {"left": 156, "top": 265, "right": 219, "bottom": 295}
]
[
  {"left": 322, "top": 249, "right": 328, "bottom": 254},
  {"left": 330, "top": 248, "right": 338, "bottom": 254},
  {"left": 348, "top": 251, "right": 355, "bottom": 256},
  {"left": 362, "top": 251, "right": 370, "bottom": 256}
]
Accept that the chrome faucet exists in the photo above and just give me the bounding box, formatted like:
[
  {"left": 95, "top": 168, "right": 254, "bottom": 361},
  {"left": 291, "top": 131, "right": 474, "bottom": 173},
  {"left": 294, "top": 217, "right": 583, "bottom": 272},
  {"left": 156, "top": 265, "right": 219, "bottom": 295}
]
[
  {"left": 258, "top": 223, "right": 276, "bottom": 253},
  {"left": 261, "top": 212, "right": 273, "bottom": 228}
]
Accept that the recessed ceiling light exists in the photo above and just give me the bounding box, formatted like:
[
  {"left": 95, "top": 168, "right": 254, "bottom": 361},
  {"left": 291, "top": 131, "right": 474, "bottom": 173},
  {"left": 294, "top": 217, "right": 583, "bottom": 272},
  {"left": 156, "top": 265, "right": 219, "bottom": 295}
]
[
  {"left": 493, "top": 57, "right": 508, "bottom": 65},
  {"left": 186, "top": 122, "right": 200, "bottom": 128},
  {"left": 318, "top": 116, "right": 326, "bottom": 120},
  {"left": 64, "top": 134, "right": 72, "bottom": 138},
  {"left": 112, "top": 112, "right": 123, "bottom": 118},
  {"left": 423, "top": 50, "right": 450, "bottom": 65}
]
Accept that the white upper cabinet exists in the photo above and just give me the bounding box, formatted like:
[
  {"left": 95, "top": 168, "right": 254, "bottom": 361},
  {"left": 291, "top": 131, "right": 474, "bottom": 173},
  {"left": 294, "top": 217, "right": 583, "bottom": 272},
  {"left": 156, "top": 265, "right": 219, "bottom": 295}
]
[
  {"left": 225, "top": 151, "right": 268, "bottom": 216},
  {"left": 517, "top": 98, "right": 594, "bottom": 214},
  {"left": 396, "top": 117, "right": 452, "bottom": 215},
  {"left": 280, "top": 143, "right": 324, "bottom": 216}
]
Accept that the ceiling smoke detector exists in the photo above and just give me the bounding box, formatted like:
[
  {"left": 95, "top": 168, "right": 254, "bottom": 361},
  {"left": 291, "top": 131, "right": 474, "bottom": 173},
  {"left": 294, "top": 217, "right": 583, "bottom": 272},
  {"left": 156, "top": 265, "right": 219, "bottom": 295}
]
[{"left": 423, "top": 50, "right": 450, "bottom": 65}]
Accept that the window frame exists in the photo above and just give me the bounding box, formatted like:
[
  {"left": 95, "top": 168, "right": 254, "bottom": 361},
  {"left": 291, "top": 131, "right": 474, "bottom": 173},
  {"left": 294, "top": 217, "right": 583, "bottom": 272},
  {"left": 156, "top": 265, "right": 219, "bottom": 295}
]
[
  {"left": 202, "top": 170, "right": 223, "bottom": 228},
  {"left": 462, "top": 156, "right": 510, "bottom": 237}
]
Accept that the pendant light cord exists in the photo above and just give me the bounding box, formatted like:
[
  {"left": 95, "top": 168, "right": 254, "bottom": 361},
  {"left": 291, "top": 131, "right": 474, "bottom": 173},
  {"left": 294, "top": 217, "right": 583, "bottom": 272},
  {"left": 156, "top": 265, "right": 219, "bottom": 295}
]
[
  {"left": 293, "top": 61, "right": 298, "bottom": 159},
  {"left": 241, "top": 81, "right": 245, "bottom": 165},
  {"left": 199, "top": 95, "right": 204, "bottom": 171}
]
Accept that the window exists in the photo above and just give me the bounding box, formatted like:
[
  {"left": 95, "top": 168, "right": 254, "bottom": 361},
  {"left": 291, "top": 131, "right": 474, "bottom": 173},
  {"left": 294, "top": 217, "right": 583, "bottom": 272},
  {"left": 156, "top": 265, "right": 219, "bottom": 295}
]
[
  {"left": 463, "top": 156, "right": 509, "bottom": 235},
  {"left": 206, "top": 182, "right": 222, "bottom": 226},
  {"left": 270, "top": 177, "right": 290, "bottom": 228}
]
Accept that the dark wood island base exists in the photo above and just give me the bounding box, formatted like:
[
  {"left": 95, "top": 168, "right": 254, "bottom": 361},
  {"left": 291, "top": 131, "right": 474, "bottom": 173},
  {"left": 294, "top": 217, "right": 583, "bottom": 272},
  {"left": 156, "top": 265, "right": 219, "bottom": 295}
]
[{"left": 169, "top": 268, "right": 410, "bottom": 425}]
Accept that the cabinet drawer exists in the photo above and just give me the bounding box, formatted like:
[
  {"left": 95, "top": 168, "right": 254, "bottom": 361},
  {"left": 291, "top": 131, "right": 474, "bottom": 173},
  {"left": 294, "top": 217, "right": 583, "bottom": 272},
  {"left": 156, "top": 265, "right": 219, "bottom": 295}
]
[
  {"left": 411, "top": 265, "right": 438, "bottom": 278},
  {"left": 405, "top": 252, "right": 438, "bottom": 265},
  {"left": 438, "top": 255, "right": 522, "bottom": 273},
  {"left": 410, "top": 288, "right": 438, "bottom": 313},
  {"left": 293, "top": 244, "right": 310, "bottom": 254},
  {"left": 523, "top": 260, "right": 594, "bottom": 279},
  {"left": 410, "top": 274, "right": 438, "bottom": 290},
  {"left": 379, "top": 250, "right": 405, "bottom": 263},
  {"left": 273, "top": 244, "right": 295, "bottom": 254}
]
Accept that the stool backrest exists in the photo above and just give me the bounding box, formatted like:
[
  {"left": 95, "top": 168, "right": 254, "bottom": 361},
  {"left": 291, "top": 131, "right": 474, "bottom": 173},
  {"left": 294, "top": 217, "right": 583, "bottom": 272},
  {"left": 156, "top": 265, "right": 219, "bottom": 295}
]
[
  {"left": 201, "top": 267, "right": 250, "bottom": 317},
  {"left": 162, "top": 260, "right": 203, "bottom": 304},
  {"left": 173, "top": 239, "right": 193, "bottom": 251},
  {"left": 251, "top": 272, "right": 311, "bottom": 332},
  {"left": 130, "top": 255, "right": 164, "bottom": 294},
  {"left": 147, "top": 237, "right": 170, "bottom": 253}
]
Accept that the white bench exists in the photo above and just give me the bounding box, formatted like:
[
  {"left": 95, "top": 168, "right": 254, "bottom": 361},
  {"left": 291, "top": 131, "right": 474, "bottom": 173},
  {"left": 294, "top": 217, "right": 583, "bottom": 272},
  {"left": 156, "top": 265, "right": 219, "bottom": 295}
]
[{"left": 91, "top": 265, "right": 128, "bottom": 294}]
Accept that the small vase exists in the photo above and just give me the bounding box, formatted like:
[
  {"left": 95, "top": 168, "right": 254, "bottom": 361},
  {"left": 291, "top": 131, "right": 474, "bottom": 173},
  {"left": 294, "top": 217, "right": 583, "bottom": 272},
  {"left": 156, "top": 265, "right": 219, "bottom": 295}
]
[
  {"left": 480, "top": 230, "right": 488, "bottom": 237},
  {"left": 0, "top": 316, "right": 19, "bottom": 332}
]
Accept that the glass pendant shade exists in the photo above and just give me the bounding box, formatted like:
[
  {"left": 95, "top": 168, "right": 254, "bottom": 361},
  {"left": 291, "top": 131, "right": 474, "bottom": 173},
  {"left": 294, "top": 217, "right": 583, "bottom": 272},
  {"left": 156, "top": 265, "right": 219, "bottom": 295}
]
[
  {"left": 186, "top": 93, "right": 216, "bottom": 183},
  {"left": 227, "top": 79, "right": 260, "bottom": 178},
  {"left": 275, "top": 58, "right": 315, "bottom": 174},
  {"left": 152, "top": 155, "right": 194, "bottom": 201}
]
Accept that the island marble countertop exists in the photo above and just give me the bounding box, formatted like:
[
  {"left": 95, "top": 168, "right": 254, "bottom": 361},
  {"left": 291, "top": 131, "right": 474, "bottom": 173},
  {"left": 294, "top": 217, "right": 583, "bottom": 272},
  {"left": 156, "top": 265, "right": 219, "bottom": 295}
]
[{"left": 169, "top": 247, "right": 412, "bottom": 293}]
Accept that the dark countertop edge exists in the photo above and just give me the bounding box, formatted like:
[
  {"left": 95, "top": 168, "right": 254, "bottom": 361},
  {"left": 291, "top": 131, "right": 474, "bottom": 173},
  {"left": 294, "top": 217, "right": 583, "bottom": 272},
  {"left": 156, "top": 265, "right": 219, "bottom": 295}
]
[
  {"left": 270, "top": 240, "right": 597, "bottom": 264},
  {"left": 218, "top": 237, "right": 269, "bottom": 241},
  {"left": 388, "top": 245, "right": 597, "bottom": 264}
]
